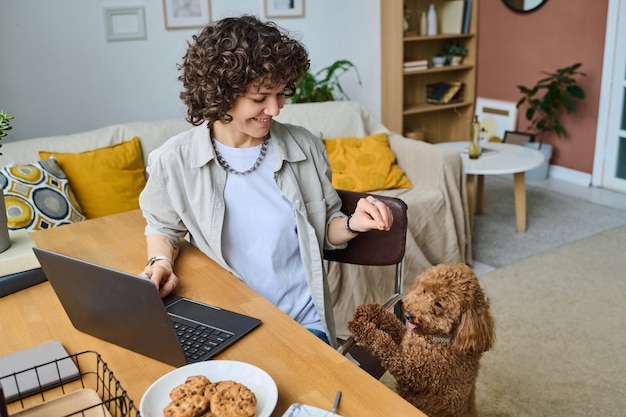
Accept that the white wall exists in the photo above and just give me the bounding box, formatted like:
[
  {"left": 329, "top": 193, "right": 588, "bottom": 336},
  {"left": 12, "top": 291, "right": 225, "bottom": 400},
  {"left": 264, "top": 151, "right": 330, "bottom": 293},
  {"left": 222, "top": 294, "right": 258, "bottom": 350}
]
[{"left": 0, "top": 0, "right": 381, "bottom": 142}]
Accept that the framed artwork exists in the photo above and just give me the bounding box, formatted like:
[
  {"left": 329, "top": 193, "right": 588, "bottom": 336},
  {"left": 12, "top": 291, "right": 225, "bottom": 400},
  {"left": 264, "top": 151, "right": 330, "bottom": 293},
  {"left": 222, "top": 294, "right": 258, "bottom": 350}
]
[
  {"left": 475, "top": 97, "right": 517, "bottom": 142},
  {"left": 103, "top": 7, "right": 147, "bottom": 42},
  {"left": 503, "top": 130, "right": 535, "bottom": 145},
  {"left": 264, "top": 0, "right": 305, "bottom": 18},
  {"left": 163, "top": 0, "right": 211, "bottom": 29}
]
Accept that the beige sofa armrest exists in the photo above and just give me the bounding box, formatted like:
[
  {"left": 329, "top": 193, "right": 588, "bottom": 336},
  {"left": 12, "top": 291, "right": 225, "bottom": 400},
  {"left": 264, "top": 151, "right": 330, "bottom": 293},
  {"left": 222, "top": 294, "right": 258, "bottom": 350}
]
[{"left": 388, "top": 132, "right": 472, "bottom": 263}]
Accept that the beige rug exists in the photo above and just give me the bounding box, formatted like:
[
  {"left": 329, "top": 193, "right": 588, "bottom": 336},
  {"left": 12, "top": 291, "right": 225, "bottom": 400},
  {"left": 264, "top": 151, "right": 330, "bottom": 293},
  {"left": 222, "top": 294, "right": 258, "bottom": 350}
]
[{"left": 381, "top": 225, "right": 626, "bottom": 416}]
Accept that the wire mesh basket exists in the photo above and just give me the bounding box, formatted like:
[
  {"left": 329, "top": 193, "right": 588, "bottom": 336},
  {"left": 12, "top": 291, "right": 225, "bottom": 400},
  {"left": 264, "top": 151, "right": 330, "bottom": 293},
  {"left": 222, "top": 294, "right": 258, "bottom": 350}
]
[{"left": 0, "top": 351, "right": 139, "bottom": 417}]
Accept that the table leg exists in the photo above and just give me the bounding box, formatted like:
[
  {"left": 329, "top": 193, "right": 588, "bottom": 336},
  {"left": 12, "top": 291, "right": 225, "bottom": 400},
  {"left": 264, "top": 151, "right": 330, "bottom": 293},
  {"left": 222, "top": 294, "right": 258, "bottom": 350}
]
[
  {"left": 513, "top": 172, "right": 527, "bottom": 232},
  {"left": 476, "top": 175, "right": 485, "bottom": 215},
  {"left": 466, "top": 174, "right": 476, "bottom": 229}
]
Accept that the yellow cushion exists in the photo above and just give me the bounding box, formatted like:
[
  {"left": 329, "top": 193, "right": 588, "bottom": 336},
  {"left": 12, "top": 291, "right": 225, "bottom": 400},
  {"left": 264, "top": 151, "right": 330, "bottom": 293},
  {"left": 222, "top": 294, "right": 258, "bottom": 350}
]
[
  {"left": 323, "top": 133, "right": 412, "bottom": 192},
  {"left": 39, "top": 137, "right": 146, "bottom": 219}
]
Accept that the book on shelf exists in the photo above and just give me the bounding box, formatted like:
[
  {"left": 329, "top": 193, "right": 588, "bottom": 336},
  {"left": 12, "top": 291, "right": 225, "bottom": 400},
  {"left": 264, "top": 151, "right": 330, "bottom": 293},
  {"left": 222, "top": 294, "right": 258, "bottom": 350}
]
[
  {"left": 403, "top": 58, "right": 429, "bottom": 67},
  {"left": 462, "top": 0, "right": 473, "bottom": 33},
  {"left": 404, "top": 65, "right": 428, "bottom": 73},
  {"left": 441, "top": 0, "right": 464, "bottom": 34},
  {"left": 426, "top": 81, "right": 464, "bottom": 104}
]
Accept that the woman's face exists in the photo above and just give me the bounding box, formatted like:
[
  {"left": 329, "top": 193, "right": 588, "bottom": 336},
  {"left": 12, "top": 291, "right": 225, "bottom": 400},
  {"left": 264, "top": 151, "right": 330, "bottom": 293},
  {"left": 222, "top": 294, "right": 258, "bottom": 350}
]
[{"left": 224, "top": 82, "right": 288, "bottom": 143}]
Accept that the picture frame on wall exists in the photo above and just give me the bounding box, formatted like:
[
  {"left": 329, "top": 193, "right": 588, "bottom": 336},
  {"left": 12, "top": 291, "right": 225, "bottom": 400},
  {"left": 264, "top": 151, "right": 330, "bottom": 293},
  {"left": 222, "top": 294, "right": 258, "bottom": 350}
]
[
  {"left": 264, "top": 0, "right": 305, "bottom": 18},
  {"left": 475, "top": 97, "right": 518, "bottom": 142},
  {"left": 163, "top": 0, "right": 211, "bottom": 29}
]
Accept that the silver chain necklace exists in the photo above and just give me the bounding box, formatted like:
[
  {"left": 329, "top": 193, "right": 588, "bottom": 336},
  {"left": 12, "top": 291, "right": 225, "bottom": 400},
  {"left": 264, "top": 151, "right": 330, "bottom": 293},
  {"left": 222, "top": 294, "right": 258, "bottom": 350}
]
[{"left": 210, "top": 136, "right": 269, "bottom": 175}]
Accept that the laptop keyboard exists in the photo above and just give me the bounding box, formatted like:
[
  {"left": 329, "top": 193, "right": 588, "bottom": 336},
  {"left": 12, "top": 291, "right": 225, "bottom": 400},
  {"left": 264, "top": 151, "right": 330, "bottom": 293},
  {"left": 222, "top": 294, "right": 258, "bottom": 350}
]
[{"left": 171, "top": 318, "right": 234, "bottom": 362}]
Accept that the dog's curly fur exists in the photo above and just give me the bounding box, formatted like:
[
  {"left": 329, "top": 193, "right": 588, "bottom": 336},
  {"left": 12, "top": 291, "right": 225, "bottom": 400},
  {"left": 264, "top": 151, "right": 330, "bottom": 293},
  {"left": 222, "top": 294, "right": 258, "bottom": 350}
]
[{"left": 348, "top": 264, "right": 495, "bottom": 417}]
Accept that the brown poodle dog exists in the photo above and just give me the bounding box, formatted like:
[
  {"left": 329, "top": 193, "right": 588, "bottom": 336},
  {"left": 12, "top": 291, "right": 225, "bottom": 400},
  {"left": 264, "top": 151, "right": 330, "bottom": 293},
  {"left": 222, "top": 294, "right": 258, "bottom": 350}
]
[{"left": 348, "top": 264, "right": 495, "bottom": 417}]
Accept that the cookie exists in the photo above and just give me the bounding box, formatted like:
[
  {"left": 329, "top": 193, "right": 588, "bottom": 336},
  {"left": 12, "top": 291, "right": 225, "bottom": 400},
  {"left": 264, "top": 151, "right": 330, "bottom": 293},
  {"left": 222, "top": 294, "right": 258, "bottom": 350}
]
[
  {"left": 170, "top": 375, "right": 211, "bottom": 400},
  {"left": 210, "top": 382, "right": 257, "bottom": 417},
  {"left": 163, "top": 393, "right": 211, "bottom": 417}
]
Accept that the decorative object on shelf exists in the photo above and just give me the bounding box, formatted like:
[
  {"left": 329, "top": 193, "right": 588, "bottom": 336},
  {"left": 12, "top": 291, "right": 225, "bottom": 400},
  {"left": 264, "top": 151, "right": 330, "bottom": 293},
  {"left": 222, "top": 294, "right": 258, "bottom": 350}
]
[
  {"left": 469, "top": 115, "right": 481, "bottom": 159},
  {"left": 427, "top": 3, "right": 438, "bottom": 35},
  {"left": 163, "top": 0, "right": 211, "bottom": 29},
  {"left": 431, "top": 54, "right": 447, "bottom": 68},
  {"left": 442, "top": 41, "right": 468, "bottom": 65},
  {"left": 426, "top": 82, "right": 465, "bottom": 105},
  {"left": 516, "top": 62, "right": 585, "bottom": 181},
  {"left": 0, "top": 109, "right": 13, "bottom": 253},
  {"left": 420, "top": 10, "right": 428, "bottom": 36},
  {"left": 264, "top": 0, "right": 305, "bottom": 18},
  {"left": 404, "top": 4, "right": 410, "bottom": 32},
  {"left": 291, "top": 60, "right": 361, "bottom": 103},
  {"left": 404, "top": 129, "right": 426, "bottom": 141}
]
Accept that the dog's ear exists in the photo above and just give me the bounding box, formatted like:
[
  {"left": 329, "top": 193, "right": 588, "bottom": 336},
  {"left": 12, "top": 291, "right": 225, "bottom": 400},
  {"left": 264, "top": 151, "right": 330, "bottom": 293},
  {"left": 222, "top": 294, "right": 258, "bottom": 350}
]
[{"left": 451, "top": 298, "right": 495, "bottom": 355}]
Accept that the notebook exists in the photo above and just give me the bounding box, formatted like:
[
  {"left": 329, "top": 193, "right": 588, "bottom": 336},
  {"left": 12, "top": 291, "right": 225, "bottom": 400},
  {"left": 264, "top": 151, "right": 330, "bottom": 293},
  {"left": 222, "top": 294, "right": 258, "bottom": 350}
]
[
  {"left": 0, "top": 340, "right": 80, "bottom": 402},
  {"left": 32, "top": 247, "right": 262, "bottom": 367}
]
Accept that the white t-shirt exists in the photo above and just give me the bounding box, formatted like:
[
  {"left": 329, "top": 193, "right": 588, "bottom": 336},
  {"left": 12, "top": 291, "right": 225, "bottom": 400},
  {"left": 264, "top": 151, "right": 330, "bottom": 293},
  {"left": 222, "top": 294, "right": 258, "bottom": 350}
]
[{"left": 215, "top": 139, "right": 324, "bottom": 332}]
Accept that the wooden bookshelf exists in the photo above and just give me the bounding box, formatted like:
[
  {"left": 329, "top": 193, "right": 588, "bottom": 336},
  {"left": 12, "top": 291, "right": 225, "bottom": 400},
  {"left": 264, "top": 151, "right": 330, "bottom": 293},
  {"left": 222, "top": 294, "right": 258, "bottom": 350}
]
[{"left": 381, "top": 0, "right": 479, "bottom": 143}]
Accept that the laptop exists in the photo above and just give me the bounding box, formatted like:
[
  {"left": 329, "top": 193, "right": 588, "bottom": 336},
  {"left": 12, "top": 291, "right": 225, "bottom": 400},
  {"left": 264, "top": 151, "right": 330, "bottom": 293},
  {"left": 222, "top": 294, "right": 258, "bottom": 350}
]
[{"left": 33, "top": 247, "right": 262, "bottom": 367}]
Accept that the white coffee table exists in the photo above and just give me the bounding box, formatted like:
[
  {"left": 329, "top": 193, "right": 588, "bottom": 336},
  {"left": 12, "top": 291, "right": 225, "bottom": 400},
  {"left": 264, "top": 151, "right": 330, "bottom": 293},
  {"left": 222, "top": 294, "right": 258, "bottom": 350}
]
[{"left": 436, "top": 141, "right": 544, "bottom": 232}]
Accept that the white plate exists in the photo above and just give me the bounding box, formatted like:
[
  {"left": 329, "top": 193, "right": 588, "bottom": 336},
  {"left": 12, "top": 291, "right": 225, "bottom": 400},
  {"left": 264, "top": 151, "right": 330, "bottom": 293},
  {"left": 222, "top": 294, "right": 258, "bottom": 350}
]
[{"left": 140, "top": 360, "right": 278, "bottom": 417}]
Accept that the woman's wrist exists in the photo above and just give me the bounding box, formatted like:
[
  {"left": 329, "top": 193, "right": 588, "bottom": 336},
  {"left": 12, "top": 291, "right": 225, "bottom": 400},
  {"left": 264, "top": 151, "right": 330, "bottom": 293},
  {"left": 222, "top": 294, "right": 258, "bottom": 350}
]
[
  {"left": 344, "top": 214, "right": 362, "bottom": 235},
  {"left": 147, "top": 255, "right": 175, "bottom": 267}
]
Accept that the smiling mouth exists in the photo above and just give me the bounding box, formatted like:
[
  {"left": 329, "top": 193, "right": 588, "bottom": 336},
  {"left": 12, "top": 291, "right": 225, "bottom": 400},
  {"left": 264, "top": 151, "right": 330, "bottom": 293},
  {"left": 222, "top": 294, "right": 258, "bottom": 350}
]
[{"left": 253, "top": 117, "right": 272, "bottom": 125}]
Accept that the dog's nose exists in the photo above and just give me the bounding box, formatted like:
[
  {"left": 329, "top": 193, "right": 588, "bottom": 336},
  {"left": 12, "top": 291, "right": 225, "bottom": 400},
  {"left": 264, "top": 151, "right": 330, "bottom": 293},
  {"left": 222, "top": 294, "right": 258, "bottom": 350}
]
[{"left": 404, "top": 311, "right": 414, "bottom": 322}]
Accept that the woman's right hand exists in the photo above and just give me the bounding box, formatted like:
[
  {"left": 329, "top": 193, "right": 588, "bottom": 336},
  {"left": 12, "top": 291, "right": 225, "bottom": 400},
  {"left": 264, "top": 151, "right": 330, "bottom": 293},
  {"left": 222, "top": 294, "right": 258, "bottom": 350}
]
[{"left": 139, "top": 262, "right": 180, "bottom": 298}]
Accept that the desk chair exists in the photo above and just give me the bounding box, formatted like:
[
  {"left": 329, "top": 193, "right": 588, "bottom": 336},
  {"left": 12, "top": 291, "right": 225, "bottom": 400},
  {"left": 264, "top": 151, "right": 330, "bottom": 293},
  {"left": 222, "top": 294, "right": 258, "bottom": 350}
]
[{"left": 325, "top": 189, "right": 408, "bottom": 378}]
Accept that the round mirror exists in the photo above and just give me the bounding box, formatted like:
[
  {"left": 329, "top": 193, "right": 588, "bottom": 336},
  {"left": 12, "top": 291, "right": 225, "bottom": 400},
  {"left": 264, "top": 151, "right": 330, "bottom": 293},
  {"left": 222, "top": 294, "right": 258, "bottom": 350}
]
[{"left": 502, "top": 0, "right": 547, "bottom": 13}]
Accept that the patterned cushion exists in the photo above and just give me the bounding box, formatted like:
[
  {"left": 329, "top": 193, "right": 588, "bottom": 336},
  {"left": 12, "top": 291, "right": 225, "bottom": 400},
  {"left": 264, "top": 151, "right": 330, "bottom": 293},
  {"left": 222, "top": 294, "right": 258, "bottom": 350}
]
[
  {"left": 323, "top": 133, "right": 412, "bottom": 192},
  {"left": 1, "top": 158, "right": 86, "bottom": 231}
]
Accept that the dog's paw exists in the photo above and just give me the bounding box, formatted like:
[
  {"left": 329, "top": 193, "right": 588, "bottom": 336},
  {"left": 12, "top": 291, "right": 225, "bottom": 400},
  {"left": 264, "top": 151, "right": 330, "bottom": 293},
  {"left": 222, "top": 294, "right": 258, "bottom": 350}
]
[
  {"left": 352, "top": 303, "right": 386, "bottom": 322},
  {"left": 348, "top": 303, "right": 388, "bottom": 339},
  {"left": 347, "top": 315, "right": 377, "bottom": 343}
]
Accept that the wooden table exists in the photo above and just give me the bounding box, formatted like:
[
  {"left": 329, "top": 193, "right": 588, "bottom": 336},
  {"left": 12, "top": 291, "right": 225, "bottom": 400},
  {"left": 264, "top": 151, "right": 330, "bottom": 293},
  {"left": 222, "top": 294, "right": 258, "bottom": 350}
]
[
  {"left": 436, "top": 141, "right": 544, "bottom": 232},
  {"left": 0, "top": 210, "right": 423, "bottom": 417}
]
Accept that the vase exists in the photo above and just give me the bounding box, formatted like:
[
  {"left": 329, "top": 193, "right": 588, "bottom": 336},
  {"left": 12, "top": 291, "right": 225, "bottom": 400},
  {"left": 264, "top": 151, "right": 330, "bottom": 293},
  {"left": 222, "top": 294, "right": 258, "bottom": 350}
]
[
  {"left": 449, "top": 56, "right": 463, "bottom": 66},
  {"left": 0, "top": 190, "right": 11, "bottom": 253},
  {"left": 469, "top": 115, "right": 481, "bottom": 159},
  {"left": 431, "top": 56, "right": 446, "bottom": 68},
  {"left": 427, "top": 4, "right": 438, "bottom": 36},
  {"left": 420, "top": 11, "right": 428, "bottom": 36}
]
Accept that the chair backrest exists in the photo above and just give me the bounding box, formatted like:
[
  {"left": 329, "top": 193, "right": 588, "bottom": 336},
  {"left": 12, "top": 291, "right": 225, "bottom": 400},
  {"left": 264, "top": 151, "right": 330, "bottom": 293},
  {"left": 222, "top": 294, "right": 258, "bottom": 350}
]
[
  {"left": 326, "top": 190, "right": 408, "bottom": 374},
  {"left": 323, "top": 189, "right": 408, "bottom": 266}
]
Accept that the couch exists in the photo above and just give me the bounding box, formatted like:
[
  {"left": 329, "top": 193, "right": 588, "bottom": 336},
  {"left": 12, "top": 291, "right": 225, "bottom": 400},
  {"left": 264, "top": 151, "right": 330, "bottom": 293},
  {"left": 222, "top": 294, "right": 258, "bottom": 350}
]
[{"left": 1, "top": 101, "right": 470, "bottom": 338}]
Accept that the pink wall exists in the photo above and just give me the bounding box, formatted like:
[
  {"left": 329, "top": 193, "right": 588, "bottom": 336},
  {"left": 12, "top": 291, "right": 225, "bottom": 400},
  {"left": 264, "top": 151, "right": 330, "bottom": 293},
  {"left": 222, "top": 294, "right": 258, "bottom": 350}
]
[{"left": 477, "top": 0, "right": 609, "bottom": 174}]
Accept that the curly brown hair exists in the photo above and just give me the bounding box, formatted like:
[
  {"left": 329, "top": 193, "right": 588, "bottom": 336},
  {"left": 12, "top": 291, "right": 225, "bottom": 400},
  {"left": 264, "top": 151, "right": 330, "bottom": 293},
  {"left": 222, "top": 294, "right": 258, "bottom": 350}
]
[{"left": 178, "top": 15, "right": 310, "bottom": 127}]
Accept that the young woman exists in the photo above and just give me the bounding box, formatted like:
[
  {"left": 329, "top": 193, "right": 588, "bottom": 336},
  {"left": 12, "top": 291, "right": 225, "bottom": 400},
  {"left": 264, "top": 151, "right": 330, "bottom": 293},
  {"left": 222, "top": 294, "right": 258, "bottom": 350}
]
[{"left": 139, "top": 15, "right": 393, "bottom": 346}]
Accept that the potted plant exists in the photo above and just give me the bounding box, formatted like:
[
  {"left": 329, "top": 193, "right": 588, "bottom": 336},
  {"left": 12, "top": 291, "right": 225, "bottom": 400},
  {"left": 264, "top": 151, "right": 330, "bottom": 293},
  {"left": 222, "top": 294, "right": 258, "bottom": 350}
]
[
  {"left": 0, "top": 109, "right": 13, "bottom": 155},
  {"left": 0, "top": 109, "right": 12, "bottom": 252},
  {"left": 442, "top": 41, "right": 468, "bottom": 66},
  {"left": 516, "top": 62, "right": 586, "bottom": 180},
  {"left": 431, "top": 53, "right": 447, "bottom": 68},
  {"left": 291, "top": 60, "right": 362, "bottom": 103}
]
